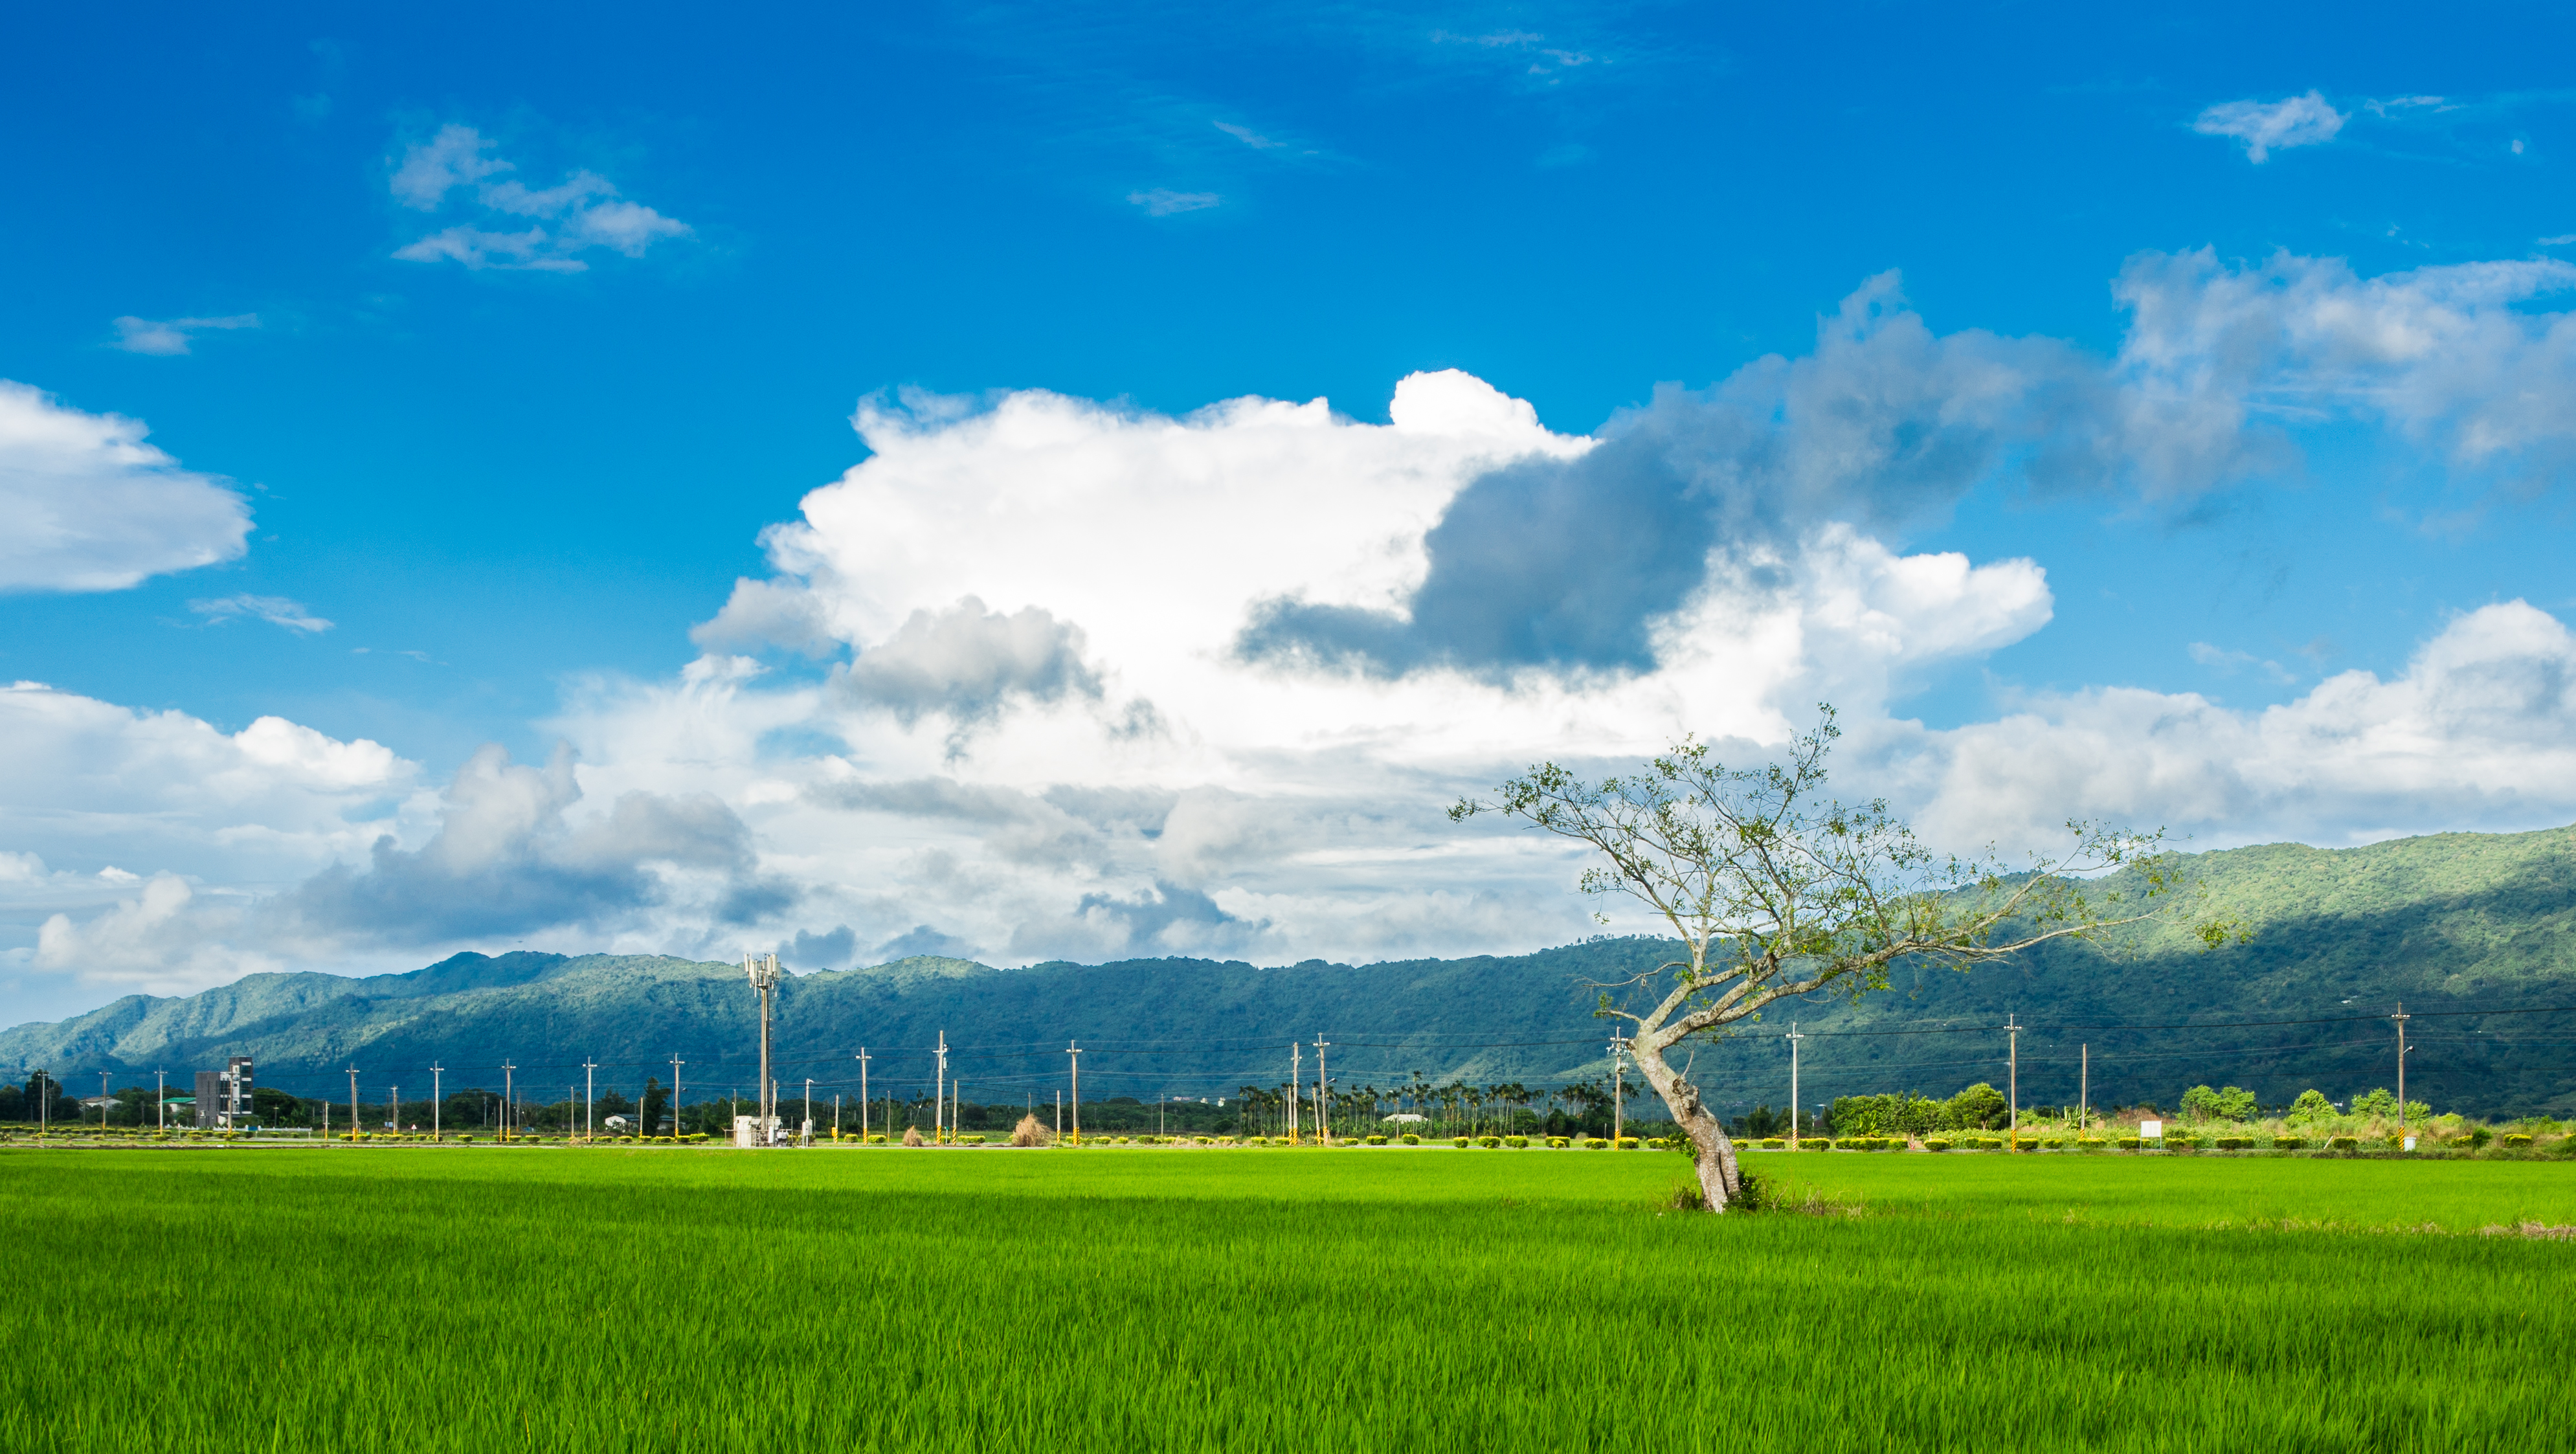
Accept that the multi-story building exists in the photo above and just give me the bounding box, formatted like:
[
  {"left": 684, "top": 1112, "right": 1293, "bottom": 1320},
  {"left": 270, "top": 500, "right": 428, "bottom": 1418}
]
[{"left": 194, "top": 1057, "right": 254, "bottom": 1129}]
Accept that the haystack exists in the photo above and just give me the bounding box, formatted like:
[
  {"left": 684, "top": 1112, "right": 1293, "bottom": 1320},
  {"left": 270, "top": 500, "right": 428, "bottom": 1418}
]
[
  {"left": 1010, "top": 1114, "right": 1055, "bottom": 1146},
  {"left": 902, "top": 1126, "right": 925, "bottom": 1146}
]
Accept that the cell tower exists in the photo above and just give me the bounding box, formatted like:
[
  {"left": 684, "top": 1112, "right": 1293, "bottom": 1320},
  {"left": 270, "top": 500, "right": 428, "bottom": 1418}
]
[{"left": 744, "top": 950, "right": 781, "bottom": 1147}]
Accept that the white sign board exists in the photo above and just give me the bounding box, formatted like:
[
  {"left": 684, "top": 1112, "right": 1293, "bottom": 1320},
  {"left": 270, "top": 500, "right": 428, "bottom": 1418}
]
[{"left": 2138, "top": 1120, "right": 2164, "bottom": 1139}]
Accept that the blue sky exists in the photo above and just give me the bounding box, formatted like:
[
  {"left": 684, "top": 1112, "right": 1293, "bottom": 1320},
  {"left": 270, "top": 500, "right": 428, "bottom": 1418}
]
[{"left": 7, "top": 3, "right": 2576, "bottom": 1025}]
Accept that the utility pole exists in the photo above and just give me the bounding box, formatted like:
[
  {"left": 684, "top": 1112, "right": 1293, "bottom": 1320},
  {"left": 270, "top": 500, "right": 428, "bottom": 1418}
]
[
  {"left": 833, "top": 1093, "right": 840, "bottom": 1141},
  {"left": 2006, "top": 1014, "right": 2020, "bottom": 1145},
  {"left": 1786, "top": 1023, "right": 1804, "bottom": 1147},
  {"left": 934, "top": 1031, "right": 949, "bottom": 1145},
  {"left": 856, "top": 1049, "right": 869, "bottom": 1142},
  {"left": 1289, "top": 1042, "right": 1303, "bottom": 1146},
  {"left": 346, "top": 1066, "right": 359, "bottom": 1143},
  {"left": 804, "top": 1077, "right": 814, "bottom": 1141},
  {"left": 745, "top": 952, "right": 781, "bottom": 1146},
  {"left": 502, "top": 1060, "right": 515, "bottom": 1143},
  {"left": 155, "top": 1068, "right": 166, "bottom": 1133},
  {"left": 432, "top": 1063, "right": 443, "bottom": 1141},
  {"left": 1068, "top": 1041, "right": 1082, "bottom": 1146},
  {"left": 1055, "top": 1088, "right": 1062, "bottom": 1139},
  {"left": 1609, "top": 1036, "right": 1626, "bottom": 1143},
  {"left": 669, "top": 1056, "right": 684, "bottom": 1139},
  {"left": 2393, "top": 1003, "right": 2412, "bottom": 1132},
  {"left": 2079, "top": 1044, "right": 2089, "bottom": 1132},
  {"left": 1313, "top": 1036, "right": 1331, "bottom": 1143},
  {"left": 390, "top": 1084, "right": 399, "bottom": 1134},
  {"left": 583, "top": 1060, "right": 598, "bottom": 1143},
  {"left": 100, "top": 1071, "right": 110, "bottom": 1135}
]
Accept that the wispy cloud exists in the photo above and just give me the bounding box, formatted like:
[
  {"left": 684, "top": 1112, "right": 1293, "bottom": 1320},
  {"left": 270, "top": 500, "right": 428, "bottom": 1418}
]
[
  {"left": 188, "top": 594, "right": 333, "bottom": 634},
  {"left": 2192, "top": 91, "right": 2346, "bottom": 162},
  {"left": 1127, "top": 188, "right": 1220, "bottom": 216},
  {"left": 110, "top": 314, "right": 259, "bottom": 357},
  {"left": 388, "top": 124, "right": 691, "bottom": 273},
  {"left": 2187, "top": 641, "right": 2298, "bottom": 683},
  {"left": 1213, "top": 121, "right": 1288, "bottom": 151},
  {"left": 1431, "top": 28, "right": 1598, "bottom": 74}
]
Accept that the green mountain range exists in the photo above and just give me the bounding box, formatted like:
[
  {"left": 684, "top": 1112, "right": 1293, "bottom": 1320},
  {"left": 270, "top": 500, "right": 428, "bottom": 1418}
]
[{"left": 7, "top": 822, "right": 2575, "bottom": 1117}]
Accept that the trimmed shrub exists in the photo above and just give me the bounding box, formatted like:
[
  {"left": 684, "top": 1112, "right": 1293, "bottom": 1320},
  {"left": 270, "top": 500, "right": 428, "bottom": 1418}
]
[
  {"left": 1923, "top": 1138, "right": 1952, "bottom": 1152},
  {"left": 2077, "top": 1137, "right": 2108, "bottom": 1150},
  {"left": 1505, "top": 1135, "right": 1529, "bottom": 1148},
  {"left": 866, "top": 1134, "right": 886, "bottom": 1144},
  {"left": 2164, "top": 1135, "right": 2199, "bottom": 1151},
  {"left": 2213, "top": 1136, "right": 2254, "bottom": 1150},
  {"left": 1584, "top": 1137, "right": 1609, "bottom": 1150},
  {"left": 2272, "top": 1136, "right": 2305, "bottom": 1150},
  {"left": 1453, "top": 1137, "right": 1471, "bottom": 1148},
  {"left": 2328, "top": 1136, "right": 2359, "bottom": 1150},
  {"left": 1477, "top": 1135, "right": 1501, "bottom": 1148},
  {"left": 1546, "top": 1136, "right": 1569, "bottom": 1148},
  {"left": 2503, "top": 1134, "right": 2533, "bottom": 1148},
  {"left": 1401, "top": 1133, "right": 1420, "bottom": 1145},
  {"left": 2118, "top": 1137, "right": 2143, "bottom": 1149},
  {"left": 1834, "top": 1136, "right": 1870, "bottom": 1150},
  {"left": 1617, "top": 1137, "right": 1641, "bottom": 1150},
  {"left": 1760, "top": 1137, "right": 1784, "bottom": 1149},
  {"left": 1364, "top": 1134, "right": 1387, "bottom": 1145}
]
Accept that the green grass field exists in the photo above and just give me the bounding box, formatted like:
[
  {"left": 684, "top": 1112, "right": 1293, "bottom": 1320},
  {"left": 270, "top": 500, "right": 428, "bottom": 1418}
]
[{"left": 5, "top": 1146, "right": 2571, "bottom": 1453}]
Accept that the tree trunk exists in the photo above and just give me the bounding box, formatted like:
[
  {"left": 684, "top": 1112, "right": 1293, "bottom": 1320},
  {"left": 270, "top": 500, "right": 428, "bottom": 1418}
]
[{"left": 1631, "top": 1041, "right": 1743, "bottom": 1212}]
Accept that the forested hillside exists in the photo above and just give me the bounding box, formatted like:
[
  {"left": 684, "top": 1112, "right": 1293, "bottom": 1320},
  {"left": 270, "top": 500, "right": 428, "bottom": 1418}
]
[{"left": 5, "top": 823, "right": 2573, "bottom": 1117}]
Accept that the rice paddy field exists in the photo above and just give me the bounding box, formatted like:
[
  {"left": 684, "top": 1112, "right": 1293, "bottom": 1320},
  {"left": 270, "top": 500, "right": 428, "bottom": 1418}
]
[{"left": 4, "top": 1145, "right": 2572, "bottom": 1453}]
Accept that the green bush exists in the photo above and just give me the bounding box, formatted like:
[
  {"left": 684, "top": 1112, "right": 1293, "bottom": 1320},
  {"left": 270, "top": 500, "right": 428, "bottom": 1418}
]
[
  {"left": 2164, "top": 1135, "right": 2199, "bottom": 1150},
  {"left": 1477, "top": 1135, "right": 1501, "bottom": 1148},
  {"left": 1584, "top": 1137, "right": 1608, "bottom": 1150},
  {"left": 2328, "top": 1136, "right": 2359, "bottom": 1150},
  {"left": 2273, "top": 1135, "right": 2305, "bottom": 1150},
  {"left": 1617, "top": 1137, "right": 1641, "bottom": 1150},
  {"left": 1401, "top": 1133, "right": 1420, "bottom": 1145},
  {"left": 1833, "top": 1136, "right": 1870, "bottom": 1150},
  {"left": 1922, "top": 1138, "right": 1951, "bottom": 1152},
  {"left": 2118, "top": 1137, "right": 2143, "bottom": 1149},
  {"left": 1759, "top": 1137, "right": 1783, "bottom": 1148},
  {"left": 1453, "top": 1137, "right": 1471, "bottom": 1148},
  {"left": 1547, "top": 1136, "right": 1569, "bottom": 1148},
  {"left": 2213, "top": 1136, "right": 2254, "bottom": 1150},
  {"left": 1505, "top": 1135, "right": 1529, "bottom": 1148},
  {"left": 1364, "top": 1134, "right": 1387, "bottom": 1145},
  {"left": 2503, "top": 1133, "right": 2533, "bottom": 1148},
  {"left": 2077, "top": 1137, "right": 2108, "bottom": 1150}
]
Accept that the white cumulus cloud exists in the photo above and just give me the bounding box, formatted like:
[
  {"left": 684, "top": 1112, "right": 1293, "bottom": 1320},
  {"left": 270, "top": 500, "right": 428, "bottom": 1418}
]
[{"left": 0, "top": 380, "right": 252, "bottom": 593}]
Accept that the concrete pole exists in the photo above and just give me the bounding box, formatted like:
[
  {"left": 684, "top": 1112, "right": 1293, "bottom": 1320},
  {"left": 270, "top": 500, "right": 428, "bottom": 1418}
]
[{"left": 1786, "top": 1024, "right": 1804, "bottom": 1147}]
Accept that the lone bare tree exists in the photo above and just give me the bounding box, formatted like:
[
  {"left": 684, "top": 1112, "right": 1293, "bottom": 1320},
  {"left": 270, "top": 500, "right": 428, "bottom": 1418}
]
[{"left": 1452, "top": 706, "right": 2226, "bottom": 1212}]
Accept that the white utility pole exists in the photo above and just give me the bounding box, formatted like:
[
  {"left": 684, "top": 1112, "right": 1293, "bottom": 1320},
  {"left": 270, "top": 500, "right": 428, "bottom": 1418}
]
[
  {"left": 390, "top": 1084, "right": 399, "bottom": 1134},
  {"left": 155, "top": 1068, "right": 166, "bottom": 1133},
  {"left": 347, "top": 1066, "right": 360, "bottom": 1143},
  {"left": 2006, "top": 1014, "right": 2020, "bottom": 1144},
  {"left": 745, "top": 952, "right": 781, "bottom": 1145},
  {"left": 1786, "top": 1024, "right": 1804, "bottom": 1147},
  {"left": 1289, "top": 1043, "right": 1303, "bottom": 1145},
  {"left": 804, "top": 1077, "right": 815, "bottom": 1141},
  {"left": 1313, "top": 1036, "right": 1331, "bottom": 1143},
  {"left": 857, "top": 1049, "right": 870, "bottom": 1142},
  {"left": 668, "top": 1055, "right": 684, "bottom": 1138},
  {"left": 2394, "top": 1003, "right": 2412, "bottom": 1130},
  {"left": 502, "top": 1060, "right": 516, "bottom": 1143},
  {"left": 100, "top": 1071, "right": 111, "bottom": 1135},
  {"left": 1068, "top": 1041, "right": 1082, "bottom": 1146},
  {"left": 2079, "top": 1044, "right": 2089, "bottom": 1132},
  {"left": 1609, "top": 1036, "right": 1627, "bottom": 1143},
  {"left": 934, "top": 1031, "right": 949, "bottom": 1145},
  {"left": 432, "top": 1063, "right": 443, "bottom": 1141},
  {"left": 583, "top": 1060, "right": 598, "bottom": 1143},
  {"left": 1055, "top": 1088, "right": 1063, "bottom": 1139}
]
